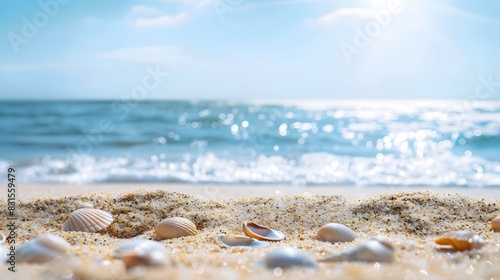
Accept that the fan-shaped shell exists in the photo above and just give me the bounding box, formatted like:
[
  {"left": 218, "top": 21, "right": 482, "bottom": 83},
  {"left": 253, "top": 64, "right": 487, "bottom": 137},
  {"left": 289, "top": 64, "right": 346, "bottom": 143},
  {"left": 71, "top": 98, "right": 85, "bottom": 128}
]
[
  {"left": 17, "top": 234, "right": 69, "bottom": 263},
  {"left": 155, "top": 217, "right": 197, "bottom": 239},
  {"left": 264, "top": 247, "right": 317, "bottom": 269},
  {"left": 111, "top": 239, "right": 170, "bottom": 270},
  {"left": 316, "top": 223, "right": 357, "bottom": 243},
  {"left": 242, "top": 222, "right": 285, "bottom": 241},
  {"left": 491, "top": 216, "right": 500, "bottom": 231},
  {"left": 435, "top": 231, "right": 486, "bottom": 250},
  {"left": 218, "top": 234, "right": 268, "bottom": 248},
  {"left": 319, "top": 236, "right": 395, "bottom": 263},
  {"left": 62, "top": 204, "right": 114, "bottom": 233}
]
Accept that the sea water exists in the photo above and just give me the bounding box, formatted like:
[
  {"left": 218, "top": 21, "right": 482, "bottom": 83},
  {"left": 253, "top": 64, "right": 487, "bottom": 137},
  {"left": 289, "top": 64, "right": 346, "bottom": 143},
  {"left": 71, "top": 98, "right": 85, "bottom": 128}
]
[{"left": 1, "top": 100, "right": 499, "bottom": 186}]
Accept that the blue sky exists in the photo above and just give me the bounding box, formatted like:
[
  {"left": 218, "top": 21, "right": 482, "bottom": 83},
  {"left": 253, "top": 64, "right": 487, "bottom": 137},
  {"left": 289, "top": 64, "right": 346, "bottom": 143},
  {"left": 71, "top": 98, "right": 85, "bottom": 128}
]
[{"left": 0, "top": 0, "right": 499, "bottom": 100}]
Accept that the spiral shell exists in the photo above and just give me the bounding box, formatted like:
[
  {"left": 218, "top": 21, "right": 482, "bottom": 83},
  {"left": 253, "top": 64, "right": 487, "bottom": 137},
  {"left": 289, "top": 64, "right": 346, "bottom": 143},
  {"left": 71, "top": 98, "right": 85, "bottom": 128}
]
[
  {"left": 17, "top": 234, "right": 70, "bottom": 263},
  {"left": 218, "top": 234, "right": 268, "bottom": 248},
  {"left": 491, "top": 216, "right": 500, "bottom": 231},
  {"left": 316, "top": 223, "right": 357, "bottom": 243},
  {"left": 435, "top": 231, "right": 486, "bottom": 250},
  {"left": 242, "top": 221, "right": 285, "bottom": 241},
  {"left": 319, "top": 236, "right": 395, "bottom": 263},
  {"left": 112, "top": 239, "right": 169, "bottom": 270},
  {"left": 62, "top": 203, "right": 114, "bottom": 233},
  {"left": 264, "top": 247, "right": 317, "bottom": 269},
  {"left": 155, "top": 217, "right": 197, "bottom": 239}
]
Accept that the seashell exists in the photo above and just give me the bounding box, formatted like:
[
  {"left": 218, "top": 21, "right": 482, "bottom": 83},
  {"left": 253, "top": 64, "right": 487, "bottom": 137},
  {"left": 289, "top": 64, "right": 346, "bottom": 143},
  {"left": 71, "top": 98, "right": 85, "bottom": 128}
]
[
  {"left": 155, "top": 217, "right": 197, "bottom": 239},
  {"left": 264, "top": 247, "right": 317, "bottom": 269},
  {"left": 218, "top": 234, "right": 268, "bottom": 248},
  {"left": 62, "top": 203, "right": 114, "bottom": 233},
  {"left": 319, "top": 236, "right": 395, "bottom": 263},
  {"left": 316, "top": 223, "right": 357, "bottom": 243},
  {"left": 111, "top": 239, "right": 169, "bottom": 270},
  {"left": 17, "top": 234, "right": 70, "bottom": 263},
  {"left": 242, "top": 221, "right": 285, "bottom": 241},
  {"left": 435, "top": 230, "right": 486, "bottom": 250},
  {"left": 0, "top": 231, "right": 6, "bottom": 244},
  {"left": 491, "top": 216, "right": 500, "bottom": 231}
]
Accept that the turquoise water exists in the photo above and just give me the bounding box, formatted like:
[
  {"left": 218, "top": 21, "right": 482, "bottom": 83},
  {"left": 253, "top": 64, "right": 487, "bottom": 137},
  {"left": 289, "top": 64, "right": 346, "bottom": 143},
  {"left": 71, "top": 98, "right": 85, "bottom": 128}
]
[{"left": 1, "top": 100, "right": 499, "bottom": 186}]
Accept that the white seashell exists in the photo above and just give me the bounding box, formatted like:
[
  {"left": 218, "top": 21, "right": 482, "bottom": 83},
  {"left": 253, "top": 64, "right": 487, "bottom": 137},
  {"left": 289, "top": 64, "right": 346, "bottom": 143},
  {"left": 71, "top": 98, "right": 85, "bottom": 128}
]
[
  {"left": 242, "top": 222, "right": 286, "bottom": 241},
  {"left": 218, "top": 234, "right": 268, "bottom": 248},
  {"left": 435, "top": 230, "right": 486, "bottom": 250},
  {"left": 62, "top": 204, "right": 114, "bottom": 233},
  {"left": 491, "top": 216, "right": 500, "bottom": 231},
  {"left": 264, "top": 247, "right": 317, "bottom": 269},
  {"left": 316, "top": 223, "right": 357, "bottom": 243},
  {"left": 155, "top": 217, "right": 197, "bottom": 239},
  {"left": 319, "top": 236, "right": 395, "bottom": 263},
  {"left": 111, "top": 239, "right": 169, "bottom": 270},
  {"left": 0, "top": 231, "right": 6, "bottom": 244},
  {"left": 17, "top": 234, "right": 70, "bottom": 263}
]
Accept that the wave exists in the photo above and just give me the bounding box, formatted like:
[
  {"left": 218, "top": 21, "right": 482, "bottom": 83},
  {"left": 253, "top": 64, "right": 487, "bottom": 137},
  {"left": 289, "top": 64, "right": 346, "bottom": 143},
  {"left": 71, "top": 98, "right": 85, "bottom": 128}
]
[{"left": 2, "top": 152, "right": 499, "bottom": 186}]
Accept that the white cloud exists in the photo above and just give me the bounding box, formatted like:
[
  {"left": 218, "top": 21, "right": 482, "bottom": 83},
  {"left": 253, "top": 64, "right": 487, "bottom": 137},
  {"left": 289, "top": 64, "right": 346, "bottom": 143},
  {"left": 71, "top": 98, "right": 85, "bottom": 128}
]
[
  {"left": 100, "top": 45, "right": 193, "bottom": 65},
  {"left": 309, "top": 8, "right": 373, "bottom": 26},
  {"left": 135, "top": 12, "right": 188, "bottom": 27}
]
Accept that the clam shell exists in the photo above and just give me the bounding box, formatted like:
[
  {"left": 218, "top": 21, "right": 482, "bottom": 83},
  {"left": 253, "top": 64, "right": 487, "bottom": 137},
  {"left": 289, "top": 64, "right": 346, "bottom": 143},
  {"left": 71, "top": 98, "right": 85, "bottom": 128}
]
[
  {"left": 62, "top": 204, "right": 114, "bottom": 233},
  {"left": 112, "top": 239, "right": 169, "bottom": 270},
  {"left": 316, "top": 223, "right": 357, "bottom": 243},
  {"left": 17, "top": 234, "right": 69, "bottom": 263},
  {"left": 218, "top": 234, "right": 268, "bottom": 248},
  {"left": 242, "top": 222, "right": 285, "bottom": 241},
  {"left": 435, "top": 230, "right": 486, "bottom": 250},
  {"left": 155, "top": 217, "right": 197, "bottom": 239},
  {"left": 319, "top": 236, "right": 395, "bottom": 263},
  {"left": 264, "top": 247, "right": 317, "bottom": 269},
  {"left": 491, "top": 216, "right": 500, "bottom": 231}
]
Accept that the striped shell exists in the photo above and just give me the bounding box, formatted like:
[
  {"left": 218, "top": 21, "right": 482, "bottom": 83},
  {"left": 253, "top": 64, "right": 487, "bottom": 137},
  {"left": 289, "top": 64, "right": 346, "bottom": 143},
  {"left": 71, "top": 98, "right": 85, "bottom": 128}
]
[
  {"left": 243, "top": 221, "right": 285, "bottom": 241},
  {"left": 218, "top": 234, "right": 268, "bottom": 248},
  {"left": 264, "top": 247, "right": 317, "bottom": 269},
  {"left": 435, "top": 231, "right": 486, "bottom": 250},
  {"left": 316, "top": 223, "right": 357, "bottom": 243},
  {"left": 155, "top": 217, "right": 197, "bottom": 239},
  {"left": 62, "top": 203, "right": 114, "bottom": 233},
  {"left": 491, "top": 216, "right": 500, "bottom": 230},
  {"left": 111, "top": 239, "right": 169, "bottom": 270},
  {"left": 17, "top": 234, "right": 69, "bottom": 263},
  {"left": 320, "top": 236, "right": 395, "bottom": 263}
]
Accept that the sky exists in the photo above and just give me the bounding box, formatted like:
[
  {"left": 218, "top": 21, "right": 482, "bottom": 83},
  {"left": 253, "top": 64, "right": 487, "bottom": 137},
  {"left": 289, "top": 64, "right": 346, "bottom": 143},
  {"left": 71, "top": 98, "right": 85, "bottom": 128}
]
[{"left": 0, "top": 0, "right": 499, "bottom": 100}]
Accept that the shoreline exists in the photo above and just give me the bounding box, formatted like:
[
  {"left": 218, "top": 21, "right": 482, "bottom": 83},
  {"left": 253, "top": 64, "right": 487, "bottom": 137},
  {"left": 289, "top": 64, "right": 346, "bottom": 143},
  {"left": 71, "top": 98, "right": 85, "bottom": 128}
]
[{"left": 3, "top": 183, "right": 500, "bottom": 201}]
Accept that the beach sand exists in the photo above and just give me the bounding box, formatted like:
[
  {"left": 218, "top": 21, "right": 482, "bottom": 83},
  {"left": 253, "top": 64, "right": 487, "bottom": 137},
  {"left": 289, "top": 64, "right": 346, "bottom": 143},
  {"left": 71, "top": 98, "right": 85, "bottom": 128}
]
[{"left": 2, "top": 184, "right": 500, "bottom": 280}]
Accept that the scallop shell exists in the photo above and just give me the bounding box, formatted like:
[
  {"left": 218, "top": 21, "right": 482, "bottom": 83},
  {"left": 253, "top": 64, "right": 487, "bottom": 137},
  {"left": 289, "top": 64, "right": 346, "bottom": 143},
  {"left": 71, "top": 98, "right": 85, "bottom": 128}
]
[
  {"left": 17, "top": 234, "right": 69, "bottom": 263},
  {"left": 155, "top": 217, "right": 197, "bottom": 239},
  {"left": 112, "top": 239, "right": 169, "bottom": 270},
  {"left": 491, "top": 216, "right": 500, "bottom": 231},
  {"left": 264, "top": 247, "right": 317, "bottom": 269},
  {"left": 242, "top": 222, "right": 285, "bottom": 241},
  {"left": 62, "top": 203, "right": 114, "bottom": 233},
  {"left": 435, "top": 230, "right": 486, "bottom": 250},
  {"left": 218, "top": 234, "right": 268, "bottom": 248},
  {"left": 319, "top": 236, "right": 395, "bottom": 263},
  {"left": 316, "top": 223, "right": 357, "bottom": 243}
]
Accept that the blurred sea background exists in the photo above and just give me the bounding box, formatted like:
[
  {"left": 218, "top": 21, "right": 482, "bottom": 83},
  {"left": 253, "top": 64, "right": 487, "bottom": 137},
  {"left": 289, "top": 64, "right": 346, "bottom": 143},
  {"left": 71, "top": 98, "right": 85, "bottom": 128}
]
[{"left": 1, "top": 100, "right": 499, "bottom": 187}]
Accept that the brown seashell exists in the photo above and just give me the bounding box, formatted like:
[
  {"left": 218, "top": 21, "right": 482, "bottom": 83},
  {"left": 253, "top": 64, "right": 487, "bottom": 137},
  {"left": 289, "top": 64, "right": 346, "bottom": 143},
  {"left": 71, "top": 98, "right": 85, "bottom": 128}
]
[
  {"left": 316, "top": 223, "right": 357, "bottom": 243},
  {"left": 112, "top": 239, "right": 169, "bottom": 270},
  {"left": 62, "top": 203, "right": 114, "bottom": 233},
  {"left": 155, "top": 217, "right": 197, "bottom": 239},
  {"left": 242, "top": 221, "right": 285, "bottom": 241},
  {"left": 491, "top": 216, "right": 500, "bottom": 231},
  {"left": 435, "top": 231, "right": 486, "bottom": 250}
]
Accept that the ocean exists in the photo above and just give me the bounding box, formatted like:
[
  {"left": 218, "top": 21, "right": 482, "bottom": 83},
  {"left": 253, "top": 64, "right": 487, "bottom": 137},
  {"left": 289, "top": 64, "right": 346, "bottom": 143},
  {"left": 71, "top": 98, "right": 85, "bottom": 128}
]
[{"left": 1, "top": 100, "right": 499, "bottom": 186}]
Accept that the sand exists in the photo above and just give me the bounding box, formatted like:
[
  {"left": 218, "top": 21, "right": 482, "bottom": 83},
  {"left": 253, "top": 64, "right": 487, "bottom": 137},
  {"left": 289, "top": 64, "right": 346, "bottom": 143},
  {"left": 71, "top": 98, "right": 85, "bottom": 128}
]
[{"left": 2, "top": 184, "right": 500, "bottom": 280}]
